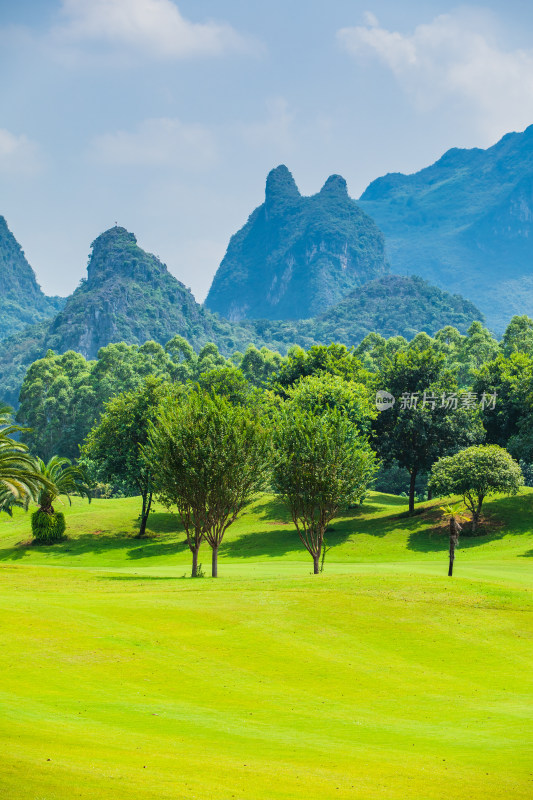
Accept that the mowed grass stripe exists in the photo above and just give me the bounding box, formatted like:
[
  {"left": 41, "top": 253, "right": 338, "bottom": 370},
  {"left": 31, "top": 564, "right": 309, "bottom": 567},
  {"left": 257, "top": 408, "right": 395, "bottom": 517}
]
[{"left": 0, "top": 493, "right": 531, "bottom": 799}]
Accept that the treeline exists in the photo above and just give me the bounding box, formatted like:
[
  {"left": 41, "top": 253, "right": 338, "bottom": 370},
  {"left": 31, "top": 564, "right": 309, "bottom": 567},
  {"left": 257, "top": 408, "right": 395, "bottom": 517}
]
[{"left": 13, "top": 315, "right": 533, "bottom": 511}]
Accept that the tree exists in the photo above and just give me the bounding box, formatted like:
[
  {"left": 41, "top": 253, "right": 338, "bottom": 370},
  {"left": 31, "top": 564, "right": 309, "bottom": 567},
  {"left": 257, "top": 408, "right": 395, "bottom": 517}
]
[
  {"left": 17, "top": 342, "right": 180, "bottom": 461},
  {"left": 149, "top": 389, "right": 270, "bottom": 577},
  {"left": 239, "top": 344, "right": 283, "bottom": 387},
  {"left": 197, "top": 366, "right": 255, "bottom": 406},
  {"left": 274, "top": 343, "right": 371, "bottom": 393},
  {"left": 502, "top": 315, "right": 533, "bottom": 357},
  {"left": 17, "top": 349, "right": 94, "bottom": 461},
  {"left": 438, "top": 503, "right": 469, "bottom": 576},
  {"left": 81, "top": 377, "right": 167, "bottom": 537},
  {"left": 375, "top": 347, "right": 484, "bottom": 513},
  {"left": 284, "top": 372, "right": 376, "bottom": 436},
  {"left": 272, "top": 405, "right": 378, "bottom": 573},
  {"left": 473, "top": 352, "right": 533, "bottom": 448},
  {"left": 446, "top": 321, "right": 500, "bottom": 386},
  {"left": 31, "top": 456, "right": 91, "bottom": 543},
  {"left": 0, "top": 404, "right": 50, "bottom": 514},
  {"left": 354, "top": 333, "right": 408, "bottom": 372},
  {"left": 430, "top": 445, "right": 523, "bottom": 533}
]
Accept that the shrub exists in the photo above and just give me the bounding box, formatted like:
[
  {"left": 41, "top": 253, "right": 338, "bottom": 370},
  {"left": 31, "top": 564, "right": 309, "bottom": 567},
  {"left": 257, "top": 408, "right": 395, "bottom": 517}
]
[{"left": 31, "top": 510, "right": 66, "bottom": 544}]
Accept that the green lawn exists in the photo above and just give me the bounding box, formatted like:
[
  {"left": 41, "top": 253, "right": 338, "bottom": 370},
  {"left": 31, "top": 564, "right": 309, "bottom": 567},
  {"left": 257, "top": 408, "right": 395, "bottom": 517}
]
[{"left": 0, "top": 492, "right": 531, "bottom": 799}]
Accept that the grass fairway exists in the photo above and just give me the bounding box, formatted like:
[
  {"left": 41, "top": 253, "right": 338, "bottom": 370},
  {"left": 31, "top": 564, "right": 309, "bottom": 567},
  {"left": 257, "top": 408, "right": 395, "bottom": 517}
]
[{"left": 0, "top": 492, "right": 531, "bottom": 799}]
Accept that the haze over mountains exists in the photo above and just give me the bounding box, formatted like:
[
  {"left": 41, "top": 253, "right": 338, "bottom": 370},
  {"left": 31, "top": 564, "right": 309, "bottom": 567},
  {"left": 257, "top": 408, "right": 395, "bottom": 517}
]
[
  {"left": 359, "top": 125, "right": 533, "bottom": 332},
  {"left": 4, "top": 124, "right": 533, "bottom": 405},
  {"left": 0, "top": 219, "right": 480, "bottom": 406},
  {"left": 205, "top": 165, "right": 388, "bottom": 321},
  {"left": 0, "top": 217, "right": 64, "bottom": 341}
]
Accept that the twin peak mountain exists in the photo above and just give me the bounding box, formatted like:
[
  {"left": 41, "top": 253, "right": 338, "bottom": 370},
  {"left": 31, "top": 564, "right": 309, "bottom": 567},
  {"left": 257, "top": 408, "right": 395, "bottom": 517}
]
[
  {"left": 0, "top": 162, "right": 485, "bottom": 404},
  {"left": 205, "top": 164, "right": 389, "bottom": 322}
]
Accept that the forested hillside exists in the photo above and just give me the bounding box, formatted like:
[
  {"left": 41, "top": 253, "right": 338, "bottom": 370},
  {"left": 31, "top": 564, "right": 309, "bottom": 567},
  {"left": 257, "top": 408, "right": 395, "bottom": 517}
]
[
  {"left": 359, "top": 125, "right": 533, "bottom": 331},
  {"left": 0, "top": 216, "right": 64, "bottom": 340},
  {"left": 205, "top": 165, "right": 388, "bottom": 321}
]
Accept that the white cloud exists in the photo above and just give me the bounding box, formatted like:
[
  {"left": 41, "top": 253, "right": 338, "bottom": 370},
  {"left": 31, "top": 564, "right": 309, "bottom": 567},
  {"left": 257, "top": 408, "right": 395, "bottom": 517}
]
[
  {"left": 90, "top": 117, "right": 217, "bottom": 168},
  {"left": 337, "top": 10, "right": 533, "bottom": 141},
  {"left": 52, "top": 0, "right": 256, "bottom": 59},
  {"left": 0, "top": 129, "right": 42, "bottom": 175}
]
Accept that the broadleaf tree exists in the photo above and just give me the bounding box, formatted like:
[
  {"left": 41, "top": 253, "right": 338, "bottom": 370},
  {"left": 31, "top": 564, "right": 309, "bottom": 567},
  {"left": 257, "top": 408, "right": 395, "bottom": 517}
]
[
  {"left": 374, "top": 347, "right": 484, "bottom": 513},
  {"left": 272, "top": 404, "right": 378, "bottom": 573},
  {"left": 148, "top": 389, "right": 270, "bottom": 577},
  {"left": 429, "top": 445, "right": 523, "bottom": 533},
  {"left": 81, "top": 377, "right": 168, "bottom": 537}
]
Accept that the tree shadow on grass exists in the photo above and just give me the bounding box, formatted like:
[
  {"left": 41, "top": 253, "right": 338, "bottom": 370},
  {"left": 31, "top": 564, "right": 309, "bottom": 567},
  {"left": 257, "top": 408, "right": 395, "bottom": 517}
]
[
  {"left": 126, "top": 539, "right": 188, "bottom": 559},
  {"left": 221, "top": 520, "right": 363, "bottom": 560},
  {"left": 0, "top": 509, "right": 187, "bottom": 563},
  {"left": 0, "top": 531, "right": 146, "bottom": 561},
  {"left": 143, "top": 510, "right": 183, "bottom": 535},
  {"left": 99, "top": 575, "right": 187, "bottom": 581},
  {"left": 222, "top": 494, "right": 416, "bottom": 559},
  {"left": 407, "top": 493, "right": 533, "bottom": 554}
]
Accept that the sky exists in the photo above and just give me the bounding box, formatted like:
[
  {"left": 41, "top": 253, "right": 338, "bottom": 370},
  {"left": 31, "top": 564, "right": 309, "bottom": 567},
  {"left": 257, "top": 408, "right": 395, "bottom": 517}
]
[{"left": 2, "top": 0, "right": 533, "bottom": 301}]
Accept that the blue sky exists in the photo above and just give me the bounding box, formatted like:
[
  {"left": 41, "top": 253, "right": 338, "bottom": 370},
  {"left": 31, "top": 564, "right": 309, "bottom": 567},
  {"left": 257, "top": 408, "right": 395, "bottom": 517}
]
[{"left": 1, "top": 0, "right": 533, "bottom": 300}]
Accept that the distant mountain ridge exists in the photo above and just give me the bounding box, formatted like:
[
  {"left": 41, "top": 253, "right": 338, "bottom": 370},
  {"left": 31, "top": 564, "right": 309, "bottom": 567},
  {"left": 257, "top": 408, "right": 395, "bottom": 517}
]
[
  {"left": 359, "top": 125, "right": 533, "bottom": 332},
  {"left": 0, "top": 223, "right": 483, "bottom": 406},
  {"left": 205, "top": 165, "right": 388, "bottom": 321},
  {"left": 46, "top": 226, "right": 236, "bottom": 360},
  {"left": 0, "top": 216, "right": 64, "bottom": 340}
]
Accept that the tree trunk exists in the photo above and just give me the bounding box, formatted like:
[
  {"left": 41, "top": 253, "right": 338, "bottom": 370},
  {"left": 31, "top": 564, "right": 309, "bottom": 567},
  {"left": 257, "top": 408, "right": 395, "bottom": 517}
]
[
  {"left": 409, "top": 469, "right": 417, "bottom": 514},
  {"left": 137, "top": 492, "right": 153, "bottom": 538},
  {"left": 427, "top": 486, "right": 433, "bottom": 501},
  {"left": 448, "top": 517, "right": 461, "bottom": 577},
  {"left": 448, "top": 537, "right": 455, "bottom": 576},
  {"left": 471, "top": 513, "right": 478, "bottom": 534},
  {"left": 211, "top": 546, "right": 218, "bottom": 578},
  {"left": 192, "top": 545, "right": 200, "bottom": 578},
  {"left": 313, "top": 554, "right": 320, "bottom": 574}
]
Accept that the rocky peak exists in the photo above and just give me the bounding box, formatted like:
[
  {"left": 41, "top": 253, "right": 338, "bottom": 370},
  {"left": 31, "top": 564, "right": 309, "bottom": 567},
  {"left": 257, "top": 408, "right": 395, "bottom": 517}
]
[
  {"left": 86, "top": 226, "right": 165, "bottom": 285},
  {"left": 319, "top": 174, "right": 348, "bottom": 197},
  {"left": 205, "top": 165, "right": 388, "bottom": 321},
  {"left": 265, "top": 165, "right": 301, "bottom": 215}
]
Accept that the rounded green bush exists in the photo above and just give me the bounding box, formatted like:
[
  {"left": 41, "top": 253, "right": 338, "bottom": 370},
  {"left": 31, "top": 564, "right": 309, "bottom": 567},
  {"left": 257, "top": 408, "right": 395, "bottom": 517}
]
[{"left": 31, "top": 510, "right": 66, "bottom": 544}]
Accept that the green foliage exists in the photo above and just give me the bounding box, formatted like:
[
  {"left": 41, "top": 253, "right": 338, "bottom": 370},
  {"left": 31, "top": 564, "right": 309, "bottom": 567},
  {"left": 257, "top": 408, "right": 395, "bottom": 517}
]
[
  {"left": 196, "top": 366, "right": 254, "bottom": 405},
  {"left": 0, "top": 404, "right": 50, "bottom": 514},
  {"left": 359, "top": 126, "right": 533, "bottom": 332},
  {"left": 373, "top": 462, "right": 429, "bottom": 499},
  {"left": 149, "top": 389, "right": 271, "bottom": 576},
  {"left": 283, "top": 372, "right": 376, "bottom": 436},
  {"left": 205, "top": 166, "right": 388, "bottom": 321},
  {"left": 31, "top": 509, "right": 66, "bottom": 543},
  {"left": 0, "top": 215, "right": 64, "bottom": 342},
  {"left": 430, "top": 445, "right": 524, "bottom": 530},
  {"left": 272, "top": 404, "right": 378, "bottom": 572},
  {"left": 473, "top": 352, "right": 533, "bottom": 448},
  {"left": 502, "top": 315, "right": 533, "bottom": 357},
  {"left": 81, "top": 377, "right": 167, "bottom": 535},
  {"left": 274, "top": 343, "right": 371, "bottom": 392},
  {"left": 34, "top": 455, "right": 91, "bottom": 512},
  {"left": 374, "top": 346, "right": 485, "bottom": 512},
  {"left": 17, "top": 349, "right": 96, "bottom": 461}
]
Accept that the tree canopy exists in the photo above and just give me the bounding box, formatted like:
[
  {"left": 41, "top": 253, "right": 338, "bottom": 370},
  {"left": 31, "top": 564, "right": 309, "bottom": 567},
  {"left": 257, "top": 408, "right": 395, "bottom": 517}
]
[{"left": 430, "top": 445, "right": 523, "bottom": 531}]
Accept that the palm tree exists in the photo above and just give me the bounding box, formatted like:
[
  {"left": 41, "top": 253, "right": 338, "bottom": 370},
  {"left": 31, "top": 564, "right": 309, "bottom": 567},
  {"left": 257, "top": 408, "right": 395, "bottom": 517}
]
[
  {"left": 0, "top": 405, "right": 50, "bottom": 514},
  {"left": 31, "top": 456, "right": 91, "bottom": 543},
  {"left": 439, "top": 503, "right": 469, "bottom": 576}
]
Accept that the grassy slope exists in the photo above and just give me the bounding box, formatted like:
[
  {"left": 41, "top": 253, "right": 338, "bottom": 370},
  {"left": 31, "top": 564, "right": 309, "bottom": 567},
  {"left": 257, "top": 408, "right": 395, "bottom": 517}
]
[{"left": 0, "top": 492, "right": 531, "bottom": 800}]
